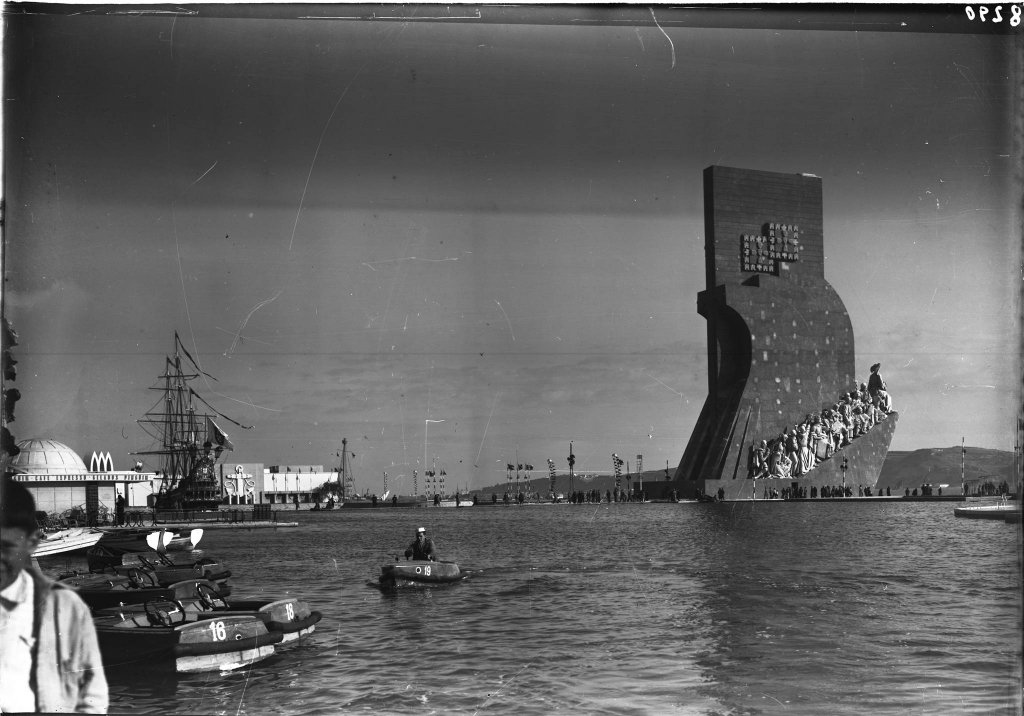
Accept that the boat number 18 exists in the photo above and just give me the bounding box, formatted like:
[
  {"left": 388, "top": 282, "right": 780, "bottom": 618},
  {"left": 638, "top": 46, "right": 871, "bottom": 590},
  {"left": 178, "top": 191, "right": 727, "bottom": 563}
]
[
  {"left": 285, "top": 604, "right": 295, "bottom": 620},
  {"left": 209, "top": 621, "right": 227, "bottom": 641}
]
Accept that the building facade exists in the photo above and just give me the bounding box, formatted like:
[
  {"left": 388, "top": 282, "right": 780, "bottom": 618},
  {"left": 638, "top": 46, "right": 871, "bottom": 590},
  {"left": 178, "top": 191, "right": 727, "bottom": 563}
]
[{"left": 10, "top": 438, "right": 154, "bottom": 517}]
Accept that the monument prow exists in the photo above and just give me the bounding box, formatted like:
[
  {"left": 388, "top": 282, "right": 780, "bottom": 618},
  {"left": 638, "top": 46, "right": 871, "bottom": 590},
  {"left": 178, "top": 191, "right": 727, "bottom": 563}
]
[{"left": 675, "top": 166, "right": 896, "bottom": 501}]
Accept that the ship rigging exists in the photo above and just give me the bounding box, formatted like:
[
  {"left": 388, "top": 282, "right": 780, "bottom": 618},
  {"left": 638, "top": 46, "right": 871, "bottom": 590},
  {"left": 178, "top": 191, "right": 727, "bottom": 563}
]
[{"left": 131, "top": 333, "right": 250, "bottom": 510}]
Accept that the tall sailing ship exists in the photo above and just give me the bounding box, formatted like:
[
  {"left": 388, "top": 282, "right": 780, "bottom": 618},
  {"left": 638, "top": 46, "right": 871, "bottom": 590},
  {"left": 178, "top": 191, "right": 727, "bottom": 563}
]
[{"left": 132, "top": 334, "right": 246, "bottom": 510}]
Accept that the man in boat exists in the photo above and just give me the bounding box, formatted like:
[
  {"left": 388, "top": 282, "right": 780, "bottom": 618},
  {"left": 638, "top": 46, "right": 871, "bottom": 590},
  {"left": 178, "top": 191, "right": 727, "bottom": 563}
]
[
  {"left": 404, "top": 527, "right": 437, "bottom": 561},
  {"left": 0, "top": 476, "right": 108, "bottom": 713}
]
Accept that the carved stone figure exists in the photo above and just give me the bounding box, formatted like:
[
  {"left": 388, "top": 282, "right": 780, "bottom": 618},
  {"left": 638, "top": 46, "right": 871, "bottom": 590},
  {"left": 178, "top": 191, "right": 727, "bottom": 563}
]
[
  {"left": 868, "top": 363, "right": 883, "bottom": 396},
  {"left": 750, "top": 440, "right": 770, "bottom": 479},
  {"left": 769, "top": 443, "right": 792, "bottom": 479}
]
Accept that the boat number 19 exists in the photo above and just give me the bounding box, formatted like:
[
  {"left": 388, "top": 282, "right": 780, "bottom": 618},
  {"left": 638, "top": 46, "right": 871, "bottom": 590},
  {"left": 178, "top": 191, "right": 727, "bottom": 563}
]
[
  {"left": 209, "top": 621, "right": 227, "bottom": 641},
  {"left": 424, "top": 566, "right": 431, "bottom": 576}
]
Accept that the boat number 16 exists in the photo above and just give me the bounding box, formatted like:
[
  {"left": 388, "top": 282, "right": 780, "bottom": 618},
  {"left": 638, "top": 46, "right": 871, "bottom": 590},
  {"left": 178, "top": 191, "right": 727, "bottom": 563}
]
[{"left": 209, "top": 621, "right": 227, "bottom": 641}]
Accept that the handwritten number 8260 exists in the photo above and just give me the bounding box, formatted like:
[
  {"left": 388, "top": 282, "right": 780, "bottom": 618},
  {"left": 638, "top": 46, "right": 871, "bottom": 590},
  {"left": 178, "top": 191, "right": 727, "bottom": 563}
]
[{"left": 965, "top": 5, "right": 1022, "bottom": 24}]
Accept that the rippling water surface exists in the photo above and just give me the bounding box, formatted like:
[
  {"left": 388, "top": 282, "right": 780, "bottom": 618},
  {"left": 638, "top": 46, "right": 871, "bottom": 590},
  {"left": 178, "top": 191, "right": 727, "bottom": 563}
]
[{"left": 42, "top": 501, "right": 1021, "bottom": 715}]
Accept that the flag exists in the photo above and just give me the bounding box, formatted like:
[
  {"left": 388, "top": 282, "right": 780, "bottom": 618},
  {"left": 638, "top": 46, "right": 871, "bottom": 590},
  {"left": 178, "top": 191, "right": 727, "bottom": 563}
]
[
  {"left": 507, "top": 463, "right": 514, "bottom": 471},
  {"left": 518, "top": 464, "right": 523, "bottom": 471},
  {"left": 440, "top": 469, "right": 446, "bottom": 476},
  {"left": 206, "top": 416, "right": 235, "bottom": 450}
]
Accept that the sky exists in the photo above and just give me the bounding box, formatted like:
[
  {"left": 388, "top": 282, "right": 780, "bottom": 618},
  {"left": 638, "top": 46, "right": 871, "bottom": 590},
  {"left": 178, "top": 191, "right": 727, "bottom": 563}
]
[{"left": 3, "top": 6, "right": 1019, "bottom": 494}]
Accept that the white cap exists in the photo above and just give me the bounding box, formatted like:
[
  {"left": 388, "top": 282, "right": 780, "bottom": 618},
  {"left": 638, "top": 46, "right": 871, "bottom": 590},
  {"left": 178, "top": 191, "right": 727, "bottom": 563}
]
[{"left": 417, "top": 527, "right": 426, "bottom": 533}]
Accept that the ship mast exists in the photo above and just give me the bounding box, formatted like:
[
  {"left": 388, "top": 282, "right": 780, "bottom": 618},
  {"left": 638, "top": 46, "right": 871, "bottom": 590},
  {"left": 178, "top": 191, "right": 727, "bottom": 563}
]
[
  {"left": 134, "top": 348, "right": 204, "bottom": 492},
  {"left": 132, "top": 334, "right": 239, "bottom": 509}
]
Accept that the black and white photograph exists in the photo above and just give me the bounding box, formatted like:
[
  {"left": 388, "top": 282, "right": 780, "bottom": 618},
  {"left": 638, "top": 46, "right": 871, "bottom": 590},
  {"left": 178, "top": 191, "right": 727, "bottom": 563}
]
[{"left": 2, "top": 4, "right": 1021, "bottom": 714}]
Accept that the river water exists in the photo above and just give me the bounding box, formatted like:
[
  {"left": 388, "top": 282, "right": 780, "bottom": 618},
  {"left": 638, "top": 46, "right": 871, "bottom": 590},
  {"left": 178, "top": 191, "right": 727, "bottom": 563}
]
[{"left": 41, "top": 501, "right": 1021, "bottom": 715}]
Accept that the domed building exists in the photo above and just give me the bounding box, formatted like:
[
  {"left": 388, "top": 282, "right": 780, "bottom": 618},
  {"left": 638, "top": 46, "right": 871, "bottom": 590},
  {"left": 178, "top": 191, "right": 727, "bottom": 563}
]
[
  {"left": 10, "top": 438, "right": 154, "bottom": 519},
  {"left": 9, "top": 439, "right": 89, "bottom": 474}
]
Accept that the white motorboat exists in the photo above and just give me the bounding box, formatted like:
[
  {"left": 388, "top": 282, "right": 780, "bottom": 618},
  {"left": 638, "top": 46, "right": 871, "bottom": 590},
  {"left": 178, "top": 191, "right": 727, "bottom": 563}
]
[
  {"left": 953, "top": 501, "right": 1020, "bottom": 520},
  {"left": 34, "top": 527, "right": 104, "bottom": 558}
]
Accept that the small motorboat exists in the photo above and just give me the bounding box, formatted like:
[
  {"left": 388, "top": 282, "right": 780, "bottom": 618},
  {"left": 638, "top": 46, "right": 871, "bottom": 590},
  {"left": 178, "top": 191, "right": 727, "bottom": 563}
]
[
  {"left": 96, "top": 528, "right": 178, "bottom": 552},
  {"left": 378, "top": 560, "right": 467, "bottom": 590},
  {"left": 85, "top": 549, "right": 231, "bottom": 584},
  {"left": 88, "top": 529, "right": 204, "bottom": 570},
  {"left": 181, "top": 583, "right": 322, "bottom": 643},
  {"left": 147, "top": 528, "right": 203, "bottom": 552},
  {"left": 34, "top": 527, "right": 105, "bottom": 558},
  {"left": 104, "top": 559, "right": 231, "bottom": 590},
  {"left": 95, "top": 528, "right": 200, "bottom": 554},
  {"left": 60, "top": 572, "right": 232, "bottom": 611},
  {"left": 124, "top": 551, "right": 230, "bottom": 582},
  {"left": 93, "top": 599, "right": 282, "bottom": 673},
  {"left": 953, "top": 502, "right": 1021, "bottom": 520}
]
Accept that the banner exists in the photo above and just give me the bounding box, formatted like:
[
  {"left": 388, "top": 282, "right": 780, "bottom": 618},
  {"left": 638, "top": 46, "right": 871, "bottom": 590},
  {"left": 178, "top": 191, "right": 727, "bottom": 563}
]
[{"left": 206, "top": 416, "right": 235, "bottom": 450}]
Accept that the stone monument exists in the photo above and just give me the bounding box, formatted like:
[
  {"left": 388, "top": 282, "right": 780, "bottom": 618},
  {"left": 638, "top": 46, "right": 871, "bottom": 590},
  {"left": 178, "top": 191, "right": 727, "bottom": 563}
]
[{"left": 674, "top": 166, "right": 897, "bottom": 499}]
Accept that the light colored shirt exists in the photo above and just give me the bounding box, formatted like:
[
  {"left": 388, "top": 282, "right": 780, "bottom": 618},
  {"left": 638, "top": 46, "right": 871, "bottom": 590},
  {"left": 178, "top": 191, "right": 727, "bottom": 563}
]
[{"left": 1, "top": 570, "right": 37, "bottom": 713}]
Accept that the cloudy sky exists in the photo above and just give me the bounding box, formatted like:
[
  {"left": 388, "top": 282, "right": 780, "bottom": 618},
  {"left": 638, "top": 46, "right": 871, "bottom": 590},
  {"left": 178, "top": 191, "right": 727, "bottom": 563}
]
[{"left": 4, "top": 6, "right": 1018, "bottom": 493}]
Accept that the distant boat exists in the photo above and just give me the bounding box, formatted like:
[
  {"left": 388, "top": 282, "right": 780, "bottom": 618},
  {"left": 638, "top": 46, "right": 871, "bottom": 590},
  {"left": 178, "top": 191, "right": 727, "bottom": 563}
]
[{"left": 954, "top": 500, "right": 1020, "bottom": 520}]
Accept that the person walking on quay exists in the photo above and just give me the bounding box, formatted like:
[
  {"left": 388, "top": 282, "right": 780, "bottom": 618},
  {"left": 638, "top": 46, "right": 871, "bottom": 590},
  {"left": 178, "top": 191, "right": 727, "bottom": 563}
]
[
  {"left": 114, "top": 492, "right": 126, "bottom": 527},
  {"left": 404, "top": 527, "right": 437, "bottom": 561},
  {"left": 1, "top": 476, "right": 108, "bottom": 713}
]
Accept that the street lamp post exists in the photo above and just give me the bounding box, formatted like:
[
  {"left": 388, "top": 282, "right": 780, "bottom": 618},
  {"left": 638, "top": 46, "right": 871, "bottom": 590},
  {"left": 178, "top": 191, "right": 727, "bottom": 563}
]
[{"left": 841, "top": 456, "right": 849, "bottom": 494}]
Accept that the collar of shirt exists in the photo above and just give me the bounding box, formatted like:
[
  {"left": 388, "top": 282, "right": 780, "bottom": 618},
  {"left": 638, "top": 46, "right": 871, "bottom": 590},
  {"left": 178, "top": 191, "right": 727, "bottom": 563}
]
[{"left": 0, "top": 569, "right": 32, "bottom": 609}]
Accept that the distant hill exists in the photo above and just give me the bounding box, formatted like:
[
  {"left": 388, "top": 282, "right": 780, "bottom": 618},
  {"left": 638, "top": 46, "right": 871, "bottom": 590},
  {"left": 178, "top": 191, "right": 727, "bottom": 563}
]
[{"left": 877, "top": 447, "right": 1016, "bottom": 491}]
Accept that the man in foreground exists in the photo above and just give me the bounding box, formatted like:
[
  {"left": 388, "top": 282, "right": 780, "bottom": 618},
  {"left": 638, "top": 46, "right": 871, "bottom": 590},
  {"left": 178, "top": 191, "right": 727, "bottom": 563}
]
[
  {"left": 404, "top": 526, "right": 437, "bottom": 561},
  {"left": 1, "top": 476, "right": 108, "bottom": 713}
]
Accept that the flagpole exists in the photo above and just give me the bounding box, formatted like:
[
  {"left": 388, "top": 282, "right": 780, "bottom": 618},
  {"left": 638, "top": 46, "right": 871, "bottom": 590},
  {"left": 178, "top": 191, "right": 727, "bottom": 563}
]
[
  {"left": 516, "top": 444, "right": 520, "bottom": 499},
  {"left": 961, "top": 437, "right": 965, "bottom": 496}
]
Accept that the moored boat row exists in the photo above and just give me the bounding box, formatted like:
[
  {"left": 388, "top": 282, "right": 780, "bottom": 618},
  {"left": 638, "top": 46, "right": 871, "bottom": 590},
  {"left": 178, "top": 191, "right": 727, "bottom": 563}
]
[{"left": 59, "top": 545, "right": 322, "bottom": 673}]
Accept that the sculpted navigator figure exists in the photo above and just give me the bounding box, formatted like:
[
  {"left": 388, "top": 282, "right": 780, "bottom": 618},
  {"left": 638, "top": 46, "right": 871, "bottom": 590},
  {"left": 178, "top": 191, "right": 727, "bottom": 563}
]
[
  {"left": 769, "top": 443, "right": 792, "bottom": 479},
  {"left": 750, "top": 440, "right": 770, "bottom": 479},
  {"left": 868, "top": 363, "right": 883, "bottom": 397}
]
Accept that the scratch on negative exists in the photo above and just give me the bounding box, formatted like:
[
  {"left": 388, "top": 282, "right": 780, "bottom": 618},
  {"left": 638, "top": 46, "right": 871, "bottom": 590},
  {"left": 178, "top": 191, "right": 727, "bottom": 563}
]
[
  {"left": 289, "top": 58, "right": 372, "bottom": 251},
  {"left": 634, "top": 26, "right": 645, "bottom": 52},
  {"left": 362, "top": 256, "right": 459, "bottom": 270},
  {"left": 646, "top": 372, "right": 683, "bottom": 398},
  {"left": 181, "top": 160, "right": 217, "bottom": 196},
  {"left": 229, "top": 289, "right": 283, "bottom": 354},
  {"left": 494, "top": 300, "right": 515, "bottom": 341},
  {"left": 649, "top": 8, "right": 675, "bottom": 69}
]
